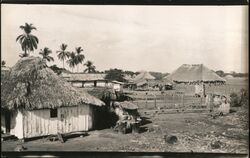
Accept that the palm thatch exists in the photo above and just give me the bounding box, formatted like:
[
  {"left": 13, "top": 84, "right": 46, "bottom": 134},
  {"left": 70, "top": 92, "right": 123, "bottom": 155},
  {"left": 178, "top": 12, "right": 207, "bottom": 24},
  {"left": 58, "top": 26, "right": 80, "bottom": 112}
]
[
  {"left": 85, "top": 87, "right": 117, "bottom": 101},
  {"left": 133, "top": 71, "right": 155, "bottom": 83},
  {"left": 1, "top": 56, "right": 105, "bottom": 110},
  {"left": 165, "top": 64, "right": 226, "bottom": 83},
  {"left": 1, "top": 66, "right": 11, "bottom": 82},
  {"left": 147, "top": 79, "right": 173, "bottom": 87},
  {"left": 224, "top": 74, "right": 234, "bottom": 79}
]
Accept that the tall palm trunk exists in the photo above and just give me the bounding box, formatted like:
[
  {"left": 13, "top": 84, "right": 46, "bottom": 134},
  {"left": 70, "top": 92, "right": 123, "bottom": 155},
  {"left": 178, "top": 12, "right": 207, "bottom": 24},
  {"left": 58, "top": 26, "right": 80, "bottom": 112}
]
[
  {"left": 24, "top": 49, "right": 27, "bottom": 57},
  {"left": 63, "top": 59, "right": 64, "bottom": 69},
  {"left": 24, "top": 46, "right": 28, "bottom": 57}
]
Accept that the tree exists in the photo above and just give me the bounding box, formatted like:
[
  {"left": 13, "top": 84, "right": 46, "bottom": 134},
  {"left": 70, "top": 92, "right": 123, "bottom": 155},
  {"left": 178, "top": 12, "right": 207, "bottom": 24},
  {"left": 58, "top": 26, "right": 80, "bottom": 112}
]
[
  {"left": 56, "top": 43, "right": 70, "bottom": 69},
  {"left": 215, "top": 70, "right": 225, "bottom": 77},
  {"left": 74, "top": 47, "right": 85, "bottom": 72},
  {"left": 39, "top": 47, "right": 54, "bottom": 63},
  {"left": 67, "top": 52, "right": 77, "bottom": 72},
  {"left": 105, "top": 69, "right": 124, "bottom": 82},
  {"left": 16, "top": 23, "right": 39, "bottom": 57},
  {"left": 84, "top": 60, "right": 96, "bottom": 73},
  {"left": 1, "top": 60, "right": 6, "bottom": 67},
  {"left": 49, "top": 64, "right": 70, "bottom": 75}
]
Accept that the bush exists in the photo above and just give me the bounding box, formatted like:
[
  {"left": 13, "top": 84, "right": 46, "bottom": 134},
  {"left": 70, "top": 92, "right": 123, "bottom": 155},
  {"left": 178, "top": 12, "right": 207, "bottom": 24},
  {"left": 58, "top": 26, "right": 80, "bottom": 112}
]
[
  {"left": 230, "top": 92, "right": 241, "bottom": 107},
  {"left": 239, "top": 88, "right": 248, "bottom": 106},
  {"left": 230, "top": 89, "right": 248, "bottom": 107}
]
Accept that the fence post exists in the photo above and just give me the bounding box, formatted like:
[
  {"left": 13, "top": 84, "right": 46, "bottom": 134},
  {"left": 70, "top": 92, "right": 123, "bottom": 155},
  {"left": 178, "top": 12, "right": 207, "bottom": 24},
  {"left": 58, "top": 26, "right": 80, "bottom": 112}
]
[
  {"left": 173, "top": 93, "right": 175, "bottom": 109},
  {"left": 154, "top": 95, "right": 157, "bottom": 109},
  {"left": 146, "top": 92, "right": 148, "bottom": 109},
  {"left": 207, "top": 94, "right": 213, "bottom": 112},
  {"left": 200, "top": 96, "right": 203, "bottom": 107},
  {"left": 182, "top": 93, "right": 184, "bottom": 111},
  {"left": 164, "top": 94, "right": 166, "bottom": 104}
]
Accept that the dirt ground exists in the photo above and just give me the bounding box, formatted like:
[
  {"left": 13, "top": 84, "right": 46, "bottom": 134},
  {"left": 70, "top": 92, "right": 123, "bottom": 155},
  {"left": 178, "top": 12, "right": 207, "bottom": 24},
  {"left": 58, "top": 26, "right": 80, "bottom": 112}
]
[
  {"left": 1, "top": 106, "right": 248, "bottom": 153},
  {"left": 2, "top": 79, "right": 248, "bottom": 152}
]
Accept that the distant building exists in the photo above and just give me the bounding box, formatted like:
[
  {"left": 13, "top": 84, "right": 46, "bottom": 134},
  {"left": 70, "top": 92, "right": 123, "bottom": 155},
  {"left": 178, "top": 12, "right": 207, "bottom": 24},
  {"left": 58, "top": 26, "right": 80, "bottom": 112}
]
[
  {"left": 132, "top": 71, "right": 156, "bottom": 90},
  {"left": 165, "top": 64, "right": 226, "bottom": 97},
  {"left": 224, "top": 74, "right": 234, "bottom": 80},
  {"left": 60, "top": 72, "right": 124, "bottom": 91},
  {"left": 60, "top": 72, "right": 107, "bottom": 88},
  {"left": 111, "top": 80, "right": 124, "bottom": 92},
  {"left": 165, "top": 64, "right": 226, "bottom": 84}
]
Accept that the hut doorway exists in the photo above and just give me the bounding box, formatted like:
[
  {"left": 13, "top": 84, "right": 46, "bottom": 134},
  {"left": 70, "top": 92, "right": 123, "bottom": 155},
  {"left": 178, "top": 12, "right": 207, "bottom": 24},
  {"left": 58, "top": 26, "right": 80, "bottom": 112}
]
[{"left": 5, "top": 111, "right": 11, "bottom": 133}]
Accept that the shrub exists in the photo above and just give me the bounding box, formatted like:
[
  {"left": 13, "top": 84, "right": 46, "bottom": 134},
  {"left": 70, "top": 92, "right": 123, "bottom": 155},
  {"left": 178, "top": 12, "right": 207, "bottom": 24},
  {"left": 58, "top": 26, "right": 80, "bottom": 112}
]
[
  {"left": 239, "top": 88, "right": 248, "bottom": 106},
  {"left": 230, "top": 92, "right": 241, "bottom": 107}
]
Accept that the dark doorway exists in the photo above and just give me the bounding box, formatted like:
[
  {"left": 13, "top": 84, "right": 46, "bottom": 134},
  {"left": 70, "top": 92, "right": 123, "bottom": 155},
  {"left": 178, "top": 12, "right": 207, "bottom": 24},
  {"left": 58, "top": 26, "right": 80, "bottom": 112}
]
[
  {"left": 94, "top": 81, "right": 97, "bottom": 87},
  {"left": 93, "top": 106, "right": 118, "bottom": 130},
  {"left": 5, "top": 111, "right": 11, "bottom": 133}
]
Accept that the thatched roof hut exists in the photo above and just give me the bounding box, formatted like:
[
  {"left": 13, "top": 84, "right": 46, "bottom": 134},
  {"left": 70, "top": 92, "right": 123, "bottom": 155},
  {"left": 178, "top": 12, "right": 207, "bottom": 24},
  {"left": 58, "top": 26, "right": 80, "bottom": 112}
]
[
  {"left": 164, "top": 64, "right": 226, "bottom": 83},
  {"left": 224, "top": 74, "right": 234, "bottom": 79},
  {"left": 133, "top": 71, "right": 155, "bottom": 82},
  {"left": 1, "top": 56, "right": 104, "bottom": 111}
]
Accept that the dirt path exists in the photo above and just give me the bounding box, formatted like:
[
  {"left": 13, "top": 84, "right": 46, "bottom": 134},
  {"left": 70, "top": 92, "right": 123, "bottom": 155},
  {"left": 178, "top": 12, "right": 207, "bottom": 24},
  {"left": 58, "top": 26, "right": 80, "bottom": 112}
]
[{"left": 1, "top": 112, "right": 248, "bottom": 153}]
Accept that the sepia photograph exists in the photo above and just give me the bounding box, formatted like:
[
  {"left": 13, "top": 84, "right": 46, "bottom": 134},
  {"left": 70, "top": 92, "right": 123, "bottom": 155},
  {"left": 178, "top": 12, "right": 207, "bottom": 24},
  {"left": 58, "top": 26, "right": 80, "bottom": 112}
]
[{"left": 1, "top": 4, "right": 249, "bottom": 155}]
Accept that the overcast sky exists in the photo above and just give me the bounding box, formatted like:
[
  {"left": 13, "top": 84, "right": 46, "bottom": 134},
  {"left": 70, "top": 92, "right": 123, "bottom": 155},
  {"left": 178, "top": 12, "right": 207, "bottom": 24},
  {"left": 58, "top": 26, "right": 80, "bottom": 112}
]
[{"left": 1, "top": 5, "right": 248, "bottom": 73}]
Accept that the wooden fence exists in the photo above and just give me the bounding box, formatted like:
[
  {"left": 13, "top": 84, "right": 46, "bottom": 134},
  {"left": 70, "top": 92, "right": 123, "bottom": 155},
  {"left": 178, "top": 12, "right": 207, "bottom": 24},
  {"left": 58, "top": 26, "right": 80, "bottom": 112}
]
[{"left": 130, "top": 92, "right": 207, "bottom": 110}]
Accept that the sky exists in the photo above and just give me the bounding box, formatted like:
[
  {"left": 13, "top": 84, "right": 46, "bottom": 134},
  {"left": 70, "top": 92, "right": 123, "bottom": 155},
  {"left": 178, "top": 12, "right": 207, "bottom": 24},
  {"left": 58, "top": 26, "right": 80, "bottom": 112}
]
[{"left": 1, "top": 5, "right": 248, "bottom": 73}]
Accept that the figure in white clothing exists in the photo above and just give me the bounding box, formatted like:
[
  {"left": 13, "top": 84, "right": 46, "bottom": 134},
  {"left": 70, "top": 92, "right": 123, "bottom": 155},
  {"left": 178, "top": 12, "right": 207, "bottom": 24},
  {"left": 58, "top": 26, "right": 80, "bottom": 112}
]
[{"left": 218, "top": 95, "right": 230, "bottom": 115}]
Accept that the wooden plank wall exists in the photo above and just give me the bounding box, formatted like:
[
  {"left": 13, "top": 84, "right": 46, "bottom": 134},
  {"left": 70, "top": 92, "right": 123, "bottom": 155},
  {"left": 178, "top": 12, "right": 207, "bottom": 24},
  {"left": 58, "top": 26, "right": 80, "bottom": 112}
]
[{"left": 23, "top": 105, "right": 93, "bottom": 138}]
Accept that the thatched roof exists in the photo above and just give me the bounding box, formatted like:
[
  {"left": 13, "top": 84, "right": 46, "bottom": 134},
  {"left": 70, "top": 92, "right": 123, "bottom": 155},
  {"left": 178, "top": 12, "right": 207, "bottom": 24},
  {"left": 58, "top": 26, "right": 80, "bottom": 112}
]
[
  {"left": 224, "top": 74, "right": 234, "bottom": 79},
  {"left": 165, "top": 64, "right": 226, "bottom": 83},
  {"left": 148, "top": 79, "right": 173, "bottom": 87},
  {"left": 61, "top": 72, "right": 106, "bottom": 82},
  {"left": 124, "top": 74, "right": 135, "bottom": 82},
  {"left": 1, "top": 57, "right": 105, "bottom": 110},
  {"left": 1, "top": 66, "right": 11, "bottom": 83},
  {"left": 1, "top": 66, "right": 11, "bottom": 72},
  {"left": 133, "top": 71, "right": 155, "bottom": 82},
  {"left": 84, "top": 87, "right": 117, "bottom": 101},
  {"left": 136, "top": 80, "right": 148, "bottom": 87}
]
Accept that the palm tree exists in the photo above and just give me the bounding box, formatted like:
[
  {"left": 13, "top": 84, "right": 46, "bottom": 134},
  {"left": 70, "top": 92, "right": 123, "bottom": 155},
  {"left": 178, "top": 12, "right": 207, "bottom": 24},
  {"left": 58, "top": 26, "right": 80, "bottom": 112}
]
[
  {"left": 16, "top": 23, "right": 39, "bottom": 57},
  {"left": 84, "top": 61, "right": 96, "bottom": 73},
  {"left": 56, "top": 43, "right": 70, "bottom": 69},
  {"left": 67, "top": 52, "right": 77, "bottom": 72},
  {"left": 39, "top": 47, "right": 54, "bottom": 63},
  {"left": 75, "top": 47, "right": 85, "bottom": 72}
]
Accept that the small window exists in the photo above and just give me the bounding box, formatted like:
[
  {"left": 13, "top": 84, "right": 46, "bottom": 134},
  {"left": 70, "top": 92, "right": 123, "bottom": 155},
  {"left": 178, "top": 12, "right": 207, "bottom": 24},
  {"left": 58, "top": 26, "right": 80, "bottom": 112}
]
[{"left": 50, "top": 108, "right": 58, "bottom": 118}]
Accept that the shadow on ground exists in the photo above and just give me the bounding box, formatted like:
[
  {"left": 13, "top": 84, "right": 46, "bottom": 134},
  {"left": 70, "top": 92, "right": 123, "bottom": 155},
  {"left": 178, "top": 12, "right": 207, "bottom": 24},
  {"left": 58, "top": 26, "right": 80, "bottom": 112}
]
[{"left": 140, "top": 116, "right": 152, "bottom": 126}]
